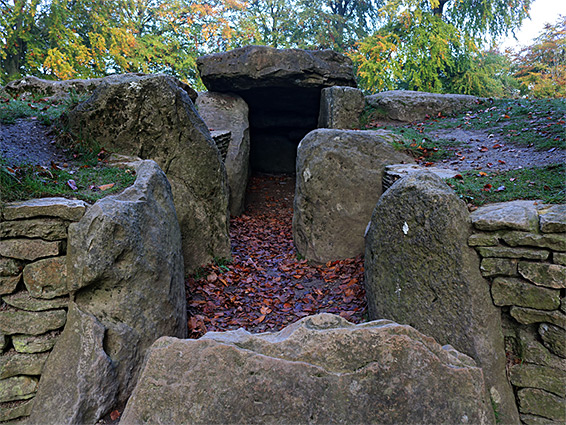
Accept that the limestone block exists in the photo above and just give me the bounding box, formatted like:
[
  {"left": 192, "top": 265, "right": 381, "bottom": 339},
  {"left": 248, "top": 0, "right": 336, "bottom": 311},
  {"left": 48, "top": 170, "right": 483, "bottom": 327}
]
[
  {"left": 2, "top": 197, "right": 87, "bottom": 221},
  {"left": 23, "top": 256, "right": 69, "bottom": 299},
  {"left": 2, "top": 291, "right": 68, "bottom": 311},
  {"left": 502, "top": 231, "right": 566, "bottom": 252},
  {"left": 0, "top": 334, "right": 6, "bottom": 351},
  {"left": 121, "top": 314, "right": 493, "bottom": 425},
  {"left": 509, "top": 363, "right": 566, "bottom": 397},
  {"left": 318, "top": 86, "right": 365, "bottom": 129},
  {"left": 0, "top": 352, "right": 49, "bottom": 379},
  {"left": 0, "top": 257, "right": 24, "bottom": 276},
  {"left": 480, "top": 257, "right": 518, "bottom": 277},
  {"left": 468, "top": 232, "right": 500, "bottom": 247},
  {"left": 0, "top": 239, "right": 62, "bottom": 261},
  {"left": 517, "top": 388, "right": 565, "bottom": 421},
  {"left": 0, "top": 218, "right": 68, "bottom": 241},
  {"left": 491, "top": 277, "right": 560, "bottom": 310},
  {"left": 518, "top": 328, "right": 566, "bottom": 370},
  {"left": 476, "top": 246, "right": 549, "bottom": 260},
  {"left": 538, "top": 204, "right": 566, "bottom": 233},
  {"left": 520, "top": 413, "right": 563, "bottom": 425},
  {"left": 12, "top": 331, "right": 59, "bottom": 353},
  {"left": 0, "top": 274, "right": 20, "bottom": 295},
  {"left": 510, "top": 307, "right": 566, "bottom": 328},
  {"left": 0, "top": 399, "right": 33, "bottom": 422},
  {"left": 539, "top": 323, "right": 566, "bottom": 358},
  {"left": 0, "top": 375, "right": 38, "bottom": 402},
  {"left": 518, "top": 262, "right": 566, "bottom": 289},
  {"left": 470, "top": 200, "right": 540, "bottom": 232},
  {"left": 0, "top": 309, "right": 66, "bottom": 335},
  {"left": 554, "top": 252, "right": 566, "bottom": 266}
]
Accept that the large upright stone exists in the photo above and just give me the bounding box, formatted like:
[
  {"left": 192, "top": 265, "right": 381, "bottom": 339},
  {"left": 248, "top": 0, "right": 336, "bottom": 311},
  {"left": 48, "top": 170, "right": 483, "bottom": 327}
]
[
  {"left": 318, "top": 86, "right": 365, "bottom": 129},
  {"left": 29, "top": 161, "right": 188, "bottom": 424},
  {"left": 365, "top": 90, "right": 481, "bottom": 122},
  {"left": 196, "top": 92, "right": 250, "bottom": 216},
  {"left": 121, "top": 314, "right": 493, "bottom": 425},
  {"left": 364, "top": 171, "right": 519, "bottom": 424},
  {"left": 293, "top": 129, "right": 414, "bottom": 263},
  {"left": 65, "top": 74, "right": 230, "bottom": 270},
  {"left": 197, "top": 46, "right": 357, "bottom": 173}
]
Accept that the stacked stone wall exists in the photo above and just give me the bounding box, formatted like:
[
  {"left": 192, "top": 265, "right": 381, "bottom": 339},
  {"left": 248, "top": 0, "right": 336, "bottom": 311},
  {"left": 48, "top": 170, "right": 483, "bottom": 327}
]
[
  {"left": 0, "top": 198, "right": 87, "bottom": 422},
  {"left": 469, "top": 201, "right": 565, "bottom": 424}
]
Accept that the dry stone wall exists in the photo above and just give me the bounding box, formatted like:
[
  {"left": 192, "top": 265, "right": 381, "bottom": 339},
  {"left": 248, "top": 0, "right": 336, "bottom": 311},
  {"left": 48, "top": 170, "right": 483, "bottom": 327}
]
[
  {"left": 0, "top": 198, "right": 87, "bottom": 422},
  {"left": 470, "top": 201, "right": 566, "bottom": 424}
]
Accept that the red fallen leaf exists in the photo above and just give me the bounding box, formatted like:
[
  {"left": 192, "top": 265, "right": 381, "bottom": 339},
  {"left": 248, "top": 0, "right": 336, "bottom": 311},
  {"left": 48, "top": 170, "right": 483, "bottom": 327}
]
[
  {"left": 98, "top": 183, "right": 115, "bottom": 191},
  {"left": 459, "top": 156, "right": 466, "bottom": 161},
  {"left": 492, "top": 144, "right": 502, "bottom": 148},
  {"left": 255, "top": 314, "right": 266, "bottom": 324},
  {"left": 424, "top": 162, "right": 434, "bottom": 167},
  {"left": 482, "top": 184, "right": 492, "bottom": 191},
  {"left": 454, "top": 174, "right": 464, "bottom": 180},
  {"left": 207, "top": 272, "right": 218, "bottom": 283},
  {"left": 260, "top": 306, "right": 272, "bottom": 315},
  {"left": 486, "top": 163, "right": 493, "bottom": 167},
  {"left": 478, "top": 172, "right": 488, "bottom": 177},
  {"left": 67, "top": 179, "right": 78, "bottom": 191},
  {"left": 503, "top": 114, "right": 510, "bottom": 119},
  {"left": 498, "top": 160, "right": 506, "bottom": 164},
  {"left": 479, "top": 146, "right": 489, "bottom": 152},
  {"left": 110, "top": 410, "right": 121, "bottom": 421}
]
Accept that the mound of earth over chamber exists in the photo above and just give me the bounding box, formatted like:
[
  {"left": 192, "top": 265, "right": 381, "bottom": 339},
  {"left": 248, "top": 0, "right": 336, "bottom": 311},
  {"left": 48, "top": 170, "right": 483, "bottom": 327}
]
[{"left": 197, "top": 46, "right": 357, "bottom": 173}]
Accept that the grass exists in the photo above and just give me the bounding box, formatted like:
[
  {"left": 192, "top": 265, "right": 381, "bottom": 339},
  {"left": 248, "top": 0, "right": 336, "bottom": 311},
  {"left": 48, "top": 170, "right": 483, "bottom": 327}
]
[
  {"left": 389, "top": 127, "right": 462, "bottom": 162},
  {"left": 446, "top": 164, "right": 565, "bottom": 206}
]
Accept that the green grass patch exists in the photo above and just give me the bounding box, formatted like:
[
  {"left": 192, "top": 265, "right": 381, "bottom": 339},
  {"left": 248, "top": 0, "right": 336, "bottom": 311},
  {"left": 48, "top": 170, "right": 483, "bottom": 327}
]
[
  {"left": 446, "top": 164, "right": 565, "bottom": 206},
  {"left": 389, "top": 127, "right": 462, "bottom": 162},
  {"left": 1, "top": 157, "right": 136, "bottom": 204}
]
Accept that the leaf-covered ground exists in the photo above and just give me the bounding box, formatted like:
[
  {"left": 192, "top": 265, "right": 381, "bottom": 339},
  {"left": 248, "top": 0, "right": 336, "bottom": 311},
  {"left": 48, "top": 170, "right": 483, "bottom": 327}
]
[{"left": 186, "top": 174, "right": 367, "bottom": 337}]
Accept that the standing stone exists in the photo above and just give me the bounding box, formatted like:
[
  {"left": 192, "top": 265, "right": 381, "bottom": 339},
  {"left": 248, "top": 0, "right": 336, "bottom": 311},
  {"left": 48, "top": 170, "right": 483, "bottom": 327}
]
[
  {"left": 293, "top": 129, "right": 414, "bottom": 263},
  {"left": 121, "top": 314, "right": 493, "bottom": 425},
  {"left": 196, "top": 92, "right": 250, "bottom": 216},
  {"left": 318, "top": 86, "right": 365, "bottom": 129},
  {"left": 364, "top": 171, "right": 519, "bottom": 424},
  {"left": 65, "top": 74, "right": 230, "bottom": 270}
]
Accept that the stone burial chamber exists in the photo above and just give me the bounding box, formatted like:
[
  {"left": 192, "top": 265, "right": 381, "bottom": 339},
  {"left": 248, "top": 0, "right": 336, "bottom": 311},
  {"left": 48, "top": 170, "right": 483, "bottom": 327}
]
[{"left": 197, "top": 45, "right": 357, "bottom": 174}]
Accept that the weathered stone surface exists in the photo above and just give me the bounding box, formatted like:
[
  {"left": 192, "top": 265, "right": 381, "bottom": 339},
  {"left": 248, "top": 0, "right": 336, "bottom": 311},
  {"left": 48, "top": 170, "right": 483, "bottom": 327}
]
[
  {"left": 318, "top": 86, "right": 365, "bottom": 129},
  {"left": 510, "top": 307, "right": 566, "bottom": 328},
  {"left": 517, "top": 388, "right": 565, "bottom": 421},
  {"left": 509, "top": 363, "right": 566, "bottom": 397},
  {"left": 198, "top": 46, "right": 356, "bottom": 92},
  {"left": 502, "top": 231, "right": 566, "bottom": 252},
  {"left": 23, "top": 256, "right": 68, "bottom": 299},
  {"left": 197, "top": 46, "right": 357, "bottom": 174},
  {"left": 491, "top": 277, "right": 560, "bottom": 310},
  {"left": 0, "top": 309, "right": 66, "bottom": 335},
  {"left": 382, "top": 163, "right": 459, "bottom": 192},
  {"left": 0, "top": 239, "right": 62, "bottom": 261},
  {"left": 538, "top": 204, "right": 566, "bottom": 233},
  {"left": 520, "top": 413, "right": 564, "bottom": 425},
  {"left": 0, "top": 333, "right": 6, "bottom": 351},
  {"left": 468, "top": 232, "right": 500, "bottom": 247},
  {"left": 53, "top": 161, "right": 187, "bottom": 414},
  {"left": 0, "top": 218, "right": 68, "bottom": 241},
  {"left": 27, "top": 303, "right": 118, "bottom": 425},
  {"left": 0, "top": 352, "right": 49, "bottom": 379},
  {"left": 539, "top": 323, "right": 566, "bottom": 358},
  {"left": 66, "top": 74, "right": 230, "bottom": 270},
  {"left": 480, "top": 257, "right": 518, "bottom": 277},
  {"left": 196, "top": 91, "right": 250, "bottom": 216},
  {"left": 2, "top": 197, "right": 88, "bottom": 221},
  {"left": 0, "top": 376, "right": 38, "bottom": 402},
  {"left": 554, "top": 252, "right": 566, "bottom": 266},
  {"left": 293, "top": 129, "right": 414, "bottom": 263},
  {"left": 121, "top": 314, "right": 493, "bottom": 425},
  {"left": 365, "top": 90, "right": 481, "bottom": 122},
  {"left": 471, "top": 200, "right": 540, "bottom": 232},
  {"left": 476, "top": 246, "right": 549, "bottom": 260},
  {"left": 518, "top": 328, "right": 566, "bottom": 370},
  {"left": 0, "top": 257, "right": 24, "bottom": 276},
  {"left": 12, "top": 331, "right": 59, "bottom": 353},
  {"left": 363, "top": 171, "right": 518, "bottom": 423},
  {"left": 0, "top": 399, "right": 33, "bottom": 422},
  {"left": 0, "top": 275, "right": 20, "bottom": 295},
  {"left": 519, "top": 262, "right": 566, "bottom": 289},
  {"left": 2, "top": 291, "right": 68, "bottom": 311}
]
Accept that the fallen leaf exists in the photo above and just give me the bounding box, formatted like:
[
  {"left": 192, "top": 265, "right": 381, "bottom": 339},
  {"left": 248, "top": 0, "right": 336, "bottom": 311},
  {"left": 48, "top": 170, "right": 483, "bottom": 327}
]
[
  {"left": 110, "top": 410, "right": 121, "bottom": 421},
  {"left": 495, "top": 185, "right": 506, "bottom": 192},
  {"left": 67, "top": 179, "right": 78, "bottom": 191},
  {"left": 498, "top": 160, "right": 506, "bottom": 164},
  {"left": 478, "top": 172, "right": 488, "bottom": 177},
  {"left": 207, "top": 272, "right": 218, "bottom": 283},
  {"left": 98, "top": 183, "right": 115, "bottom": 191}
]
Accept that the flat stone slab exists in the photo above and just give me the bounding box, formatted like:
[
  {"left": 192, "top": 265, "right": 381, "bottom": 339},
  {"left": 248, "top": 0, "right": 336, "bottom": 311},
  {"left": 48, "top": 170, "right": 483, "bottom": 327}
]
[
  {"left": 471, "top": 200, "right": 540, "bottom": 232},
  {"left": 3, "top": 291, "right": 69, "bottom": 311},
  {"left": 476, "top": 246, "right": 549, "bottom": 260},
  {"left": 383, "top": 164, "right": 460, "bottom": 192},
  {"left": 518, "top": 262, "right": 566, "bottom": 289},
  {"left": 12, "top": 332, "right": 59, "bottom": 353},
  {"left": 0, "top": 257, "right": 24, "bottom": 276},
  {"left": 0, "top": 239, "right": 62, "bottom": 261},
  {"left": 0, "top": 275, "right": 21, "bottom": 295},
  {"left": 502, "top": 231, "right": 566, "bottom": 252},
  {"left": 509, "top": 363, "right": 566, "bottom": 397},
  {"left": 510, "top": 307, "right": 566, "bottom": 328},
  {"left": 0, "top": 375, "right": 38, "bottom": 403},
  {"left": 0, "top": 309, "right": 67, "bottom": 335},
  {"left": 517, "top": 388, "right": 565, "bottom": 421},
  {"left": 0, "top": 352, "right": 49, "bottom": 379},
  {"left": 491, "top": 277, "right": 560, "bottom": 310},
  {"left": 0, "top": 218, "right": 68, "bottom": 240},
  {"left": 538, "top": 204, "right": 566, "bottom": 233},
  {"left": 23, "top": 256, "right": 69, "bottom": 299},
  {"left": 2, "top": 197, "right": 88, "bottom": 221}
]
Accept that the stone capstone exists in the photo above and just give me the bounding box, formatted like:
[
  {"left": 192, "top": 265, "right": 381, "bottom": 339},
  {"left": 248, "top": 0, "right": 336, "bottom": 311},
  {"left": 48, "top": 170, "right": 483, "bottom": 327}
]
[
  {"left": 65, "top": 74, "right": 230, "bottom": 270},
  {"left": 470, "top": 200, "right": 540, "bottom": 232},
  {"left": 121, "top": 314, "right": 493, "bottom": 425},
  {"left": 197, "top": 46, "right": 357, "bottom": 174},
  {"left": 364, "top": 171, "right": 519, "bottom": 423},
  {"left": 196, "top": 91, "right": 250, "bottom": 216},
  {"left": 1, "top": 197, "right": 88, "bottom": 221},
  {"left": 0, "top": 309, "right": 66, "bottom": 336},
  {"left": 0, "top": 352, "right": 49, "bottom": 379},
  {"left": 0, "top": 218, "right": 68, "bottom": 241},
  {"left": 365, "top": 90, "right": 481, "bottom": 122},
  {"left": 293, "top": 129, "right": 414, "bottom": 263},
  {"left": 382, "top": 163, "right": 460, "bottom": 192},
  {"left": 23, "top": 256, "right": 69, "bottom": 299},
  {"left": 518, "top": 262, "right": 566, "bottom": 289},
  {"left": 0, "top": 239, "right": 62, "bottom": 261},
  {"left": 318, "top": 86, "right": 365, "bottom": 129},
  {"left": 491, "top": 277, "right": 560, "bottom": 310}
]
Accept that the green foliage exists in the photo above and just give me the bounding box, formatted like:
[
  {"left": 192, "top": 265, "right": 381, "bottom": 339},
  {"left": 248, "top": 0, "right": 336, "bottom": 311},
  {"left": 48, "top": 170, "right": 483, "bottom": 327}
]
[{"left": 447, "top": 164, "right": 565, "bottom": 206}]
